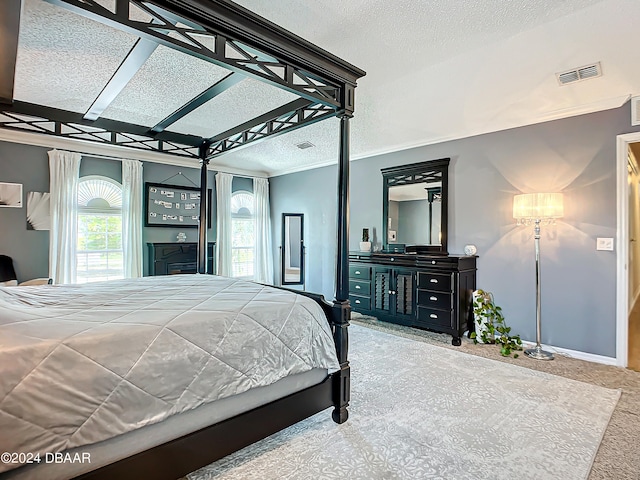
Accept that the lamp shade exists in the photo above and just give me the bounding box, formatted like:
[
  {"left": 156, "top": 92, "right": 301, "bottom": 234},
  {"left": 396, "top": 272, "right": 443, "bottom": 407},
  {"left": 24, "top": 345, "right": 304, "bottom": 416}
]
[{"left": 513, "top": 193, "right": 564, "bottom": 220}]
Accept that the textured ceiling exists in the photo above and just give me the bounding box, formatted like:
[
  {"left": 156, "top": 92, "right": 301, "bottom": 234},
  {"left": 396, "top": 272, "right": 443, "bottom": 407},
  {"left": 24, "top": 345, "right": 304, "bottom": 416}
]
[
  {"left": 14, "top": 0, "right": 138, "bottom": 113},
  {"left": 12, "top": 0, "right": 640, "bottom": 176},
  {"left": 101, "top": 45, "right": 232, "bottom": 129}
]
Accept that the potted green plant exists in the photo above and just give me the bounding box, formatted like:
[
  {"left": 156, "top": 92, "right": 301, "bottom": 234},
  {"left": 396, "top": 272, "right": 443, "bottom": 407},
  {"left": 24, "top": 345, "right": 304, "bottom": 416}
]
[
  {"left": 471, "top": 289, "right": 523, "bottom": 357},
  {"left": 359, "top": 228, "right": 371, "bottom": 252}
]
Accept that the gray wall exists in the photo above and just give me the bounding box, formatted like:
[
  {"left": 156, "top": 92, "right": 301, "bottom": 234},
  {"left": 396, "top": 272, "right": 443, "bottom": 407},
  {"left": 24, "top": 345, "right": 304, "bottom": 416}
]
[
  {"left": 80, "top": 156, "right": 122, "bottom": 183},
  {"left": 0, "top": 142, "right": 257, "bottom": 278},
  {"left": 0, "top": 142, "right": 50, "bottom": 281},
  {"left": 270, "top": 166, "right": 337, "bottom": 296},
  {"left": 270, "top": 102, "right": 640, "bottom": 358}
]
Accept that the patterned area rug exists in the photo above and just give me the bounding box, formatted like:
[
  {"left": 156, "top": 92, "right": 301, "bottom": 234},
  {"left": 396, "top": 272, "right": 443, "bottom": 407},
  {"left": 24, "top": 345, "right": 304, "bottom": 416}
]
[{"left": 188, "top": 324, "right": 620, "bottom": 480}]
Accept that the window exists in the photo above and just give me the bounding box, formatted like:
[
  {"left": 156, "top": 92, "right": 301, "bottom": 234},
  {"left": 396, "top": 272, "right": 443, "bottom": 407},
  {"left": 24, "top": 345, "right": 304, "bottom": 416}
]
[
  {"left": 231, "top": 191, "right": 255, "bottom": 279},
  {"left": 76, "top": 176, "right": 124, "bottom": 283}
]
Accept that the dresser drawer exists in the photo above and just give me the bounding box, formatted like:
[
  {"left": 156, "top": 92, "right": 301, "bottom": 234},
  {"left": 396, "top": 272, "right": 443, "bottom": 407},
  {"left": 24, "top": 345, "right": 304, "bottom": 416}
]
[
  {"left": 417, "top": 289, "right": 451, "bottom": 311},
  {"left": 417, "top": 272, "right": 452, "bottom": 292},
  {"left": 349, "top": 279, "right": 371, "bottom": 295},
  {"left": 416, "top": 256, "right": 459, "bottom": 269},
  {"left": 349, "top": 294, "right": 371, "bottom": 310},
  {"left": 416, "top": 306, "right": 452, "bottom": 329},
  {"left": 349, "top": 264, "right": 371, "bottom": 280}
]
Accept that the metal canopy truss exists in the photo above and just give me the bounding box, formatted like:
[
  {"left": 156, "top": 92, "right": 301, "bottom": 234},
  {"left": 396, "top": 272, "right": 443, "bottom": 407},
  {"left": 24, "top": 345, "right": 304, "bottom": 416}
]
[
  {"left": 207, "top": 99, "right": 336, "bottom": 158},
  {"left": 0, "top": 0, "right": 21, "bottom": 104},
  {"left": 0, "top": 102, "right": 202, "bottom": 158},
  {"left": 0, "top": 0, "right": 365, "bottom": 162},
  {"left": 43, "top": 0, "right": 341, "bottom": 108}
]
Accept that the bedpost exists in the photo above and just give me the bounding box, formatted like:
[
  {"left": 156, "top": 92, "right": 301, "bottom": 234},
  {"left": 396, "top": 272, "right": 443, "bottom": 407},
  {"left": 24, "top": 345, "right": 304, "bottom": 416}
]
[
  {"left": 197, "top": 148, "right": 210, "bottom": 274},
  {"left": 0, "top": 0, "right": 21, "bottom": 105},
  {"left": 331, "top": 113, "right": 351, "bottom": 424}
]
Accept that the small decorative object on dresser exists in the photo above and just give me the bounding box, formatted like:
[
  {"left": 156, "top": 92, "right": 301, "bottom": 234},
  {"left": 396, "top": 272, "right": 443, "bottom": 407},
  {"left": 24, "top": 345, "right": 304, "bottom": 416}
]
[
  {"left": 359, "top": 228, "right": 371, "bottom": 252},
  {"left": 464, "top": 244, "right": 477, "bottom": 256}
]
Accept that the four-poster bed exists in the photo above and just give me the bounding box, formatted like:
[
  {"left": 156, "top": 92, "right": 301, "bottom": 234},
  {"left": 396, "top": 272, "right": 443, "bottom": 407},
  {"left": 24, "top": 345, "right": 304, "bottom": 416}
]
[{"left": 0, "top": 1, "right": 365, "bottom": 479}]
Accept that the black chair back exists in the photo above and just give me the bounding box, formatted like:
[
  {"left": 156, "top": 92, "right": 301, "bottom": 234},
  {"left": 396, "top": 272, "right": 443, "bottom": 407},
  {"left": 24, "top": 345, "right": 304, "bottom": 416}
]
[{"left": 0, "top": 255, "right": 18, "bottom": 283}]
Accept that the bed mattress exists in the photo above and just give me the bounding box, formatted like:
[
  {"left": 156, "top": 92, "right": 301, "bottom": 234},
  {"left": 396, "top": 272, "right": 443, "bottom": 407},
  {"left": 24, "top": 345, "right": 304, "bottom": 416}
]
[{"left": 0, "top": 275, "right": 339, "bottom": 474}]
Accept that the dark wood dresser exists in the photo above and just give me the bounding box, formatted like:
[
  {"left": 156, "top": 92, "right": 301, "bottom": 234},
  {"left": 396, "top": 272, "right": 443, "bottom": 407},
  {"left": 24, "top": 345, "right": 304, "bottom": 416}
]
[
  {"left": 349, "top": 251, "right": 476, "bottom": 345},
  {"left": 147, "top": 242, "right": 215, "bottom": 276}
]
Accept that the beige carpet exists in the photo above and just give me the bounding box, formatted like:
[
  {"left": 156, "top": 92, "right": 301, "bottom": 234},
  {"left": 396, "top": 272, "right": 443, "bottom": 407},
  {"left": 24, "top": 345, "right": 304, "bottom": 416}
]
[
  {"left": 350, "top": 314, "right": 640, "bottom": 480},
  {"left": 187, "top": 321, "right": 620, "bottom": 480}
]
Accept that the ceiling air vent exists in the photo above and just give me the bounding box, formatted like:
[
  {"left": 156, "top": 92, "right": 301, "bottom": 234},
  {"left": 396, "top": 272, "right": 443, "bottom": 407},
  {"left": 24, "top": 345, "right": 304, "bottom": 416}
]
[
  {"left": 556, "top": 62, "right": 602, "bottom": 86},
  {"left": 295, "top": 141, "right": 315, "bottom": 150},
  {"left": 632, "top": 96, "right": 640, "bottom": 126}
]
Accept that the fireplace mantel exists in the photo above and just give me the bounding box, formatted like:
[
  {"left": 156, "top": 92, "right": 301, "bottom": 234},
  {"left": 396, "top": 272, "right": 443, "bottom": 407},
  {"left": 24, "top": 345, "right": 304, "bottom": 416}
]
[{"left": 147, "top": 243, "right": 215, "bottom": 276}]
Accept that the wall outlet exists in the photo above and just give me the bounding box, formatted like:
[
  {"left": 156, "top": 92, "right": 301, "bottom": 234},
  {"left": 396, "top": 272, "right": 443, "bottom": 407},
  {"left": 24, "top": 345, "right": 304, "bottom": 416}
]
[{"left": 596, "top": 237, "right": 614, "bottom": 251}]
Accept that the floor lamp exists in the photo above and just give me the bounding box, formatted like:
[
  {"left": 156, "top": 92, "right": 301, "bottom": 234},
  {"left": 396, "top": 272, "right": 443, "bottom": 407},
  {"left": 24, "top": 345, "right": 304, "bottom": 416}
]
[{"left": 513, "top": 193, "right": 564, "bottom": 361}]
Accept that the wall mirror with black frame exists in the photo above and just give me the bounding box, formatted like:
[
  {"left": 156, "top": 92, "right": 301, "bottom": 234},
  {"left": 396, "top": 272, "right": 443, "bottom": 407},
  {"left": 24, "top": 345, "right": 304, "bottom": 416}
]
[
  {"left": 382, "top": 158, "right": 449, "bottom": 255},
  {"left": 281, "top": 213, "right": 304, "bottom": 285}
]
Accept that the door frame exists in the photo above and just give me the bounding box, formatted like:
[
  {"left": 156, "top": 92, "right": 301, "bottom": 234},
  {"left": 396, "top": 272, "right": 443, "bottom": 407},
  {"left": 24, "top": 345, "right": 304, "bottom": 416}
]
[{"left": 616, "top": 132, "right": 640, "bottom": 367}]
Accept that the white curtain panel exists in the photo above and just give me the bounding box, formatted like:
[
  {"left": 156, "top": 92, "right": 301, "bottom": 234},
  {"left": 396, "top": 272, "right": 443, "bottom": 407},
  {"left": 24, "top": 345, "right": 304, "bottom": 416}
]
[
  {"left": 122, "top": 159, "right": 143, "bottom": 278},
  {"left": 48, "top": 150, "right": 81, "bottom": 284},
  {"left": 216, "top": 172, "right": 233, "bottom": 276},
  {"left": 254, "top": 177, "right": 274, "bottom": 284}
]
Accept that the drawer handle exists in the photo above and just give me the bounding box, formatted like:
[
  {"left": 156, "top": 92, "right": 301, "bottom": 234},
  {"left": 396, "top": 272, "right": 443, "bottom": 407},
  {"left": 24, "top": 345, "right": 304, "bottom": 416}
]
[
  {"left": 355, "top": 270, "right": 361, "bottom": 274},
  {"left": 431, "top": 260, "right": 436, "bottom": 265},
  {"left": 429, "top": 296, "right": 437, "bottom": 301},
  {"left": 390, "top": 257, "right": 395, "bottom": 262},
  {"left": 355, "top": 300, "right": 361, "bottom": 304},
  {"left": 355, "top": 285, "right": 361, "bottom": 289},
  {"left": 430, "top": 279, "right": 438, "bottom": 283},
  {"left": 430, "top": 314, "right": 438, "bottom": 319}
]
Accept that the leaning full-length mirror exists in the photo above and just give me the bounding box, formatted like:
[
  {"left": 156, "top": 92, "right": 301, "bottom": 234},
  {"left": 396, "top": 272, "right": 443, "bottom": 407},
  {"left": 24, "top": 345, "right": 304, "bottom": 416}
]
[
  {"left": 382, "top": 158, "right": 449, "bottom": 254},
  {"left": 281, "top": 213, "right": 304, "bottom": 285}
]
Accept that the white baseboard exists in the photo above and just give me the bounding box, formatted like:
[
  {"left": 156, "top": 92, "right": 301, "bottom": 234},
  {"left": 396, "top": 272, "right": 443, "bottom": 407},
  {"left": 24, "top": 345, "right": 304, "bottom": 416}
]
[{"left": 521, "top": 341, "right": 618, "bottom": 366}]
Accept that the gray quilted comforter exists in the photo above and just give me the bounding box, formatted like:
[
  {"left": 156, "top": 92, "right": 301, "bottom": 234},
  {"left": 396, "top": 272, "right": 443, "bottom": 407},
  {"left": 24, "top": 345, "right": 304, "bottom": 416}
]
[{"left": 0, "top": 275, "right": 339, "bottom": 473}]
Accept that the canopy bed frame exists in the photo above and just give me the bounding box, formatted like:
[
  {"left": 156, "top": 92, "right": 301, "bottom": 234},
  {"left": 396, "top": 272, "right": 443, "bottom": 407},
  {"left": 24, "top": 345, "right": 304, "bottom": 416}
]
[{"left": 0, "top": 1, "right": 365, "bottom": 479}]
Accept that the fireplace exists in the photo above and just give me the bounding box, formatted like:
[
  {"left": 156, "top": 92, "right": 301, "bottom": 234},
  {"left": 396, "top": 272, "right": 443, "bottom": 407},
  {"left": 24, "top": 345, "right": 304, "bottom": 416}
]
[
  {"left": 147, "top": 243, "right": 215, "bottom": 276},
  {"left": 167, "top": 262, "right": 197, "bottom": 275}
]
